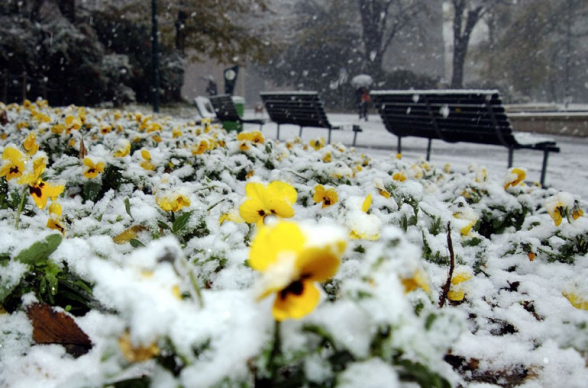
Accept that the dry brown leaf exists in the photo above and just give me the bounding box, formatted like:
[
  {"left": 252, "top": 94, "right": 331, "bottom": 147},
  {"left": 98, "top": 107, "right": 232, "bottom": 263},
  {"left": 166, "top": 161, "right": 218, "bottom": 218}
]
[
  {"left": 79, "top": 138, "right": 88, "bottom": 160},
  {"left": 26, "top": 303, "right": 92, "bottom": 357}
]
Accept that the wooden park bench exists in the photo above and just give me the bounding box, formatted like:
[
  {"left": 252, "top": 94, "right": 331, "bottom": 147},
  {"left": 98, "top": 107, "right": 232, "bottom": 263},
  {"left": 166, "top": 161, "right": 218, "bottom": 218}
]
[
  {"left": 370, "top": 90, "right": 560, "bottom": 186},
  {"left": 260, "top": 91, "right": 363, "bottom": 146},
  {"left": 208, "top": 95, "right": 266, "bottom": 130}
]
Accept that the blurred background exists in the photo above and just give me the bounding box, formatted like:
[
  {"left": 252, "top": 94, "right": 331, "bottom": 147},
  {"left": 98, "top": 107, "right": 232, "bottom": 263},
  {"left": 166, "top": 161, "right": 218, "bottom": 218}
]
[{"left": 1, "top": 0, "right": 587, "bottom": 110}]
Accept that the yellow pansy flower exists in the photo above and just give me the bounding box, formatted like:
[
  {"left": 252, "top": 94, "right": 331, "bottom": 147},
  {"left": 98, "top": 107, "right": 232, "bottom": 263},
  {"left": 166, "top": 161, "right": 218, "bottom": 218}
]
[
  {"left": 249, "top": 221, "right": 346, "bottom": 321},
  {"left": 172, "top": 126, "right": 182, "bottom": 138},
  {"left": 313, "top": 185, "right": 338, "bottom": 208},
  {"left": 447, "top": 268, "right": 473, "bottom": 302},
  {"left": 29, "top": 180, "right": 64, "bottom": 209},
  {"left": 392, "top": 171, "right": 406, "bottom": 182},
  {"left": 348, "top": 194, "right": 381, "bottom": 241},
  {"left": 453, "top": 209, "right": 478, "bottom": 236},
  {"left": 23, "top": 132, "right": 39, "bottom": 156},
  {"left": 374, "top": 180, "right": 391, "bottom": 199},
  {"left": 192, "top": 139, "right": 210, "bottom": 155},
  {"left": 51, "top": 123, "right": 66, "bottom": 134},
  {"left": 401, "top": 268, "right": 431, "bottom": 294},
  {"left": 113, "top": 139, "right": 131, "bottom": 158},
  {"left": 100, "top": 124, "right": 112, "bottom": 135},
  {"left": 237, "top": 131, "right": 264, "bottom": 145},
  {"left": 238, "top": 141, "right": 250, "bottom": 151},
  {"left": 140, "top": 149, "right": 155, "bottom": 171},
  {"left": 118, "top": 330, "right": 160, "bottom": 363},
  {"left": 504, "top": 167, "right": 526, "bottom": 190},
  {"left": 46, "top": 202, "right": 65, "bottom": 235},
  {"left": 156, "top": 192, "right": 191, "bottom": 212},
  {"left": 65, "top": 115, "right": 82, "bottom": 133},
  {"left": 309, "top": 137, "right": 325, "bottom": 151},
  {"left": 239, "top": 181, "right": 297, "bottom": 225},
  {"left": 83, "top": 157, "right": 105, "bottom": 179},
  {"left": 18, "top": 155, "right": 47, "bottom": 186},
  {"left": 17, "top": 121, "right": 29, "bottom": 130},
  {"left": 545, "top": 192, "right": 575, "bottom": 227},
  {"left": 0, "top": 147, "right": 25, "bottom": 181}
]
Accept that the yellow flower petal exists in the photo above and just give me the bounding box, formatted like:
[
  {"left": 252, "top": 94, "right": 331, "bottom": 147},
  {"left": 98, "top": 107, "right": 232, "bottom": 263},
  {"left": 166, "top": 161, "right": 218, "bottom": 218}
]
[
  {"left": 296, "top": 246, "right": 341, "bottom": 282},
  {"left": 29, "top": 180, "right": 64, "bottom": 209},
  {"left": 0, "top": 147, "right": 25, "bottom": 181},
  {"left": 361, "top": 194, "right": 372, "bottom": 213},
  {"left": 249, "top": 221, "right": 305, "bottom": 272},
  {"left": 118, "top": 331, "right": 160, "bottom": 363},
  {"left": 272, "top": 280, "right": 320, "bottom": 321}
]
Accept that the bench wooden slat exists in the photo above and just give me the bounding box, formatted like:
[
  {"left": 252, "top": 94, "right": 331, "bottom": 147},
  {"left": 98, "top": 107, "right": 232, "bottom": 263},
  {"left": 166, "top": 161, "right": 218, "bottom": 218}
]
[
  {"left": 260, "top": 91, "right": 362, "bottom": 145},
  {"left": 371, "top": 89, "right": 560, "bottom": 186}
]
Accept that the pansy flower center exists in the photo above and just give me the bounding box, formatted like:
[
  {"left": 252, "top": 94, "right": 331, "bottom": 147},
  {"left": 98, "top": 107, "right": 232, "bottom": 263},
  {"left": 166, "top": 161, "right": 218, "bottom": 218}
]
[
  {"left": 30, "top": 182, "right": 45, "bottom": 197},
  {"left": 279, "top": 280, "right": 304, "bottom": 300}
]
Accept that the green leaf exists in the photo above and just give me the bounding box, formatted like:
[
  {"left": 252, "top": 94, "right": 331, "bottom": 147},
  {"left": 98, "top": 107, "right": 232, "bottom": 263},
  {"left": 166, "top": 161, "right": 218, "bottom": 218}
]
[
  {"left": 83, "top": 181, "right": 102, "bottom": 203},
  {"left": 397, "top": 359, "right": 451, "bottom": 388},
  {"left": 15, "top": 234, "right": 62, "bottom": 266},
  {"left": 172, "top": 211, "right": 194, "bottom": 235},
  {"left": 158, "top": 221, "right": 171, "bottom": 231},
  {"left": 129, "top": 239, "right": 145, "bottom": 248},
  {"left": 0, "top": 252, "right": 10, "bottom": 266},
  {"left": 124, "top": 197, "right": 133, "bottom": 220}
]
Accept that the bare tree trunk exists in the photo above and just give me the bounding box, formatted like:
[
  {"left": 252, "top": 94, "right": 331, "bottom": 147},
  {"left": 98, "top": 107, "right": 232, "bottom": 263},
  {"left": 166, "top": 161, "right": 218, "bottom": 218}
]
[
  {"left": 358, "top": 0, "right": 386, "bottom": 77},
  {"left": 450, "top": 0, "right": 484, "bottom": 89}
]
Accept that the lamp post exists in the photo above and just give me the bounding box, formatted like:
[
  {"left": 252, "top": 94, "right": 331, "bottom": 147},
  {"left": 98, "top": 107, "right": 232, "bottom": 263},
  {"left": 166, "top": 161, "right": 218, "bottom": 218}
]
[{"left": 152, "top": 0, "right": 160, "bottom": 113}]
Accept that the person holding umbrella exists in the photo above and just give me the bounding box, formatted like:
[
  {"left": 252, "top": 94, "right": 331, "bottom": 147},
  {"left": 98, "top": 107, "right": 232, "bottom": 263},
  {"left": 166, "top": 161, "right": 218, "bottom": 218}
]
[{"left": 351, "top": 74, "right": 373, "bottom": 121}]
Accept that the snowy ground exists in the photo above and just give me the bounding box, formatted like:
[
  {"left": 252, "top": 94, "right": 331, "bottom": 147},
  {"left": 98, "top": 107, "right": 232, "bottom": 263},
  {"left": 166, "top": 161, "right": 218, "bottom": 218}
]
[
  {"left": 1, "top": 102, "right": 587, "bottom": 388},
  {"left": 242, "top": 111, "right": 588, "bottom": 200}
]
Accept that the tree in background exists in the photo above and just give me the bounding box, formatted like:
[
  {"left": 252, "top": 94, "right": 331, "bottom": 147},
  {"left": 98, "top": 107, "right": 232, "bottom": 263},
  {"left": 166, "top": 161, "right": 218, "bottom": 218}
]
[
  {"left": 357, "top": 0, "right": 427, "bottom": 79},
  {"left": 258, "top": 0, "right": 363, "bottom": 109},
  {"left": 0, "top": 0, "right": 273, "bottom": 106},
  {"left": 0, "top": 0, "right": 110, "bottom": 106},
  {"left": 258, "top": 0, "right": 438, "bottom": 108},
  {"left": 473, "top": 0, "right": 588, "bottom": 103},
  {"left": 447, "top": 0, "right": 508, "bottom": 89}
]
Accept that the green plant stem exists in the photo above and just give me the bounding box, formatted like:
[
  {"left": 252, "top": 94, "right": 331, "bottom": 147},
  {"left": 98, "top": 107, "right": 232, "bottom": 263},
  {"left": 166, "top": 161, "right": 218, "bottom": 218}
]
[
  {"left": 15, "top": 186, "right": 29, "bottom": 229},
  {"left": 206, "top": 198, "right": 225, "bottom": 211},
  {"left": 269, "top": 320, "right": 282, "bottom": 382},
  {"left": 178, "top": 257, "right": 204, "bottom": 308},
  {"left": 188, "top": 270, "right": 204, "bottom": 309}
]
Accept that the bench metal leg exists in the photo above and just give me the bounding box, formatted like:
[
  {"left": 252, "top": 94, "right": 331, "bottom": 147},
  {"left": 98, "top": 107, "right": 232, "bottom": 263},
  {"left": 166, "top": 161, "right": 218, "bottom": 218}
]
[
  {"left": 352, "top": 131, "right": 358, "bottom": 147},
  {"left": 299, "top": 126, "right": 303, "bottom": 138},
  {"left": 327, "top": 129, "right": 332, "bottom": 144},
  {"left": 426, "top": 139, "right": 432, "bottom": 161},
  {"left": 508, "top": 147, "right": 514, "bottom": 168},
  {"left": 397, "top": 137, "right": 402, "bottom": 155},
  {"left": 277, "top": 124, "right": 281, "bottom": 140},
  {"left": 540, "top": 150, "right": 550, "bottom": 187}
]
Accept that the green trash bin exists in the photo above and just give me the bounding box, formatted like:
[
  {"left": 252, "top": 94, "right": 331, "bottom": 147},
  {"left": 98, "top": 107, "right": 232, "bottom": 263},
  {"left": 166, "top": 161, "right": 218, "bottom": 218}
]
[{"left": 223, "top": 96, "right": 245, "bottom": 132}]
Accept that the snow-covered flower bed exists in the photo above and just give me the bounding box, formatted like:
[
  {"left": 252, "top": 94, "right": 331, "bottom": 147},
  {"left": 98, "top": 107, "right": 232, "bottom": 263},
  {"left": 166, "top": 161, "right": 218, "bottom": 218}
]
[{"left": 0, "top": 100, "right": 587, "bottom": 387}]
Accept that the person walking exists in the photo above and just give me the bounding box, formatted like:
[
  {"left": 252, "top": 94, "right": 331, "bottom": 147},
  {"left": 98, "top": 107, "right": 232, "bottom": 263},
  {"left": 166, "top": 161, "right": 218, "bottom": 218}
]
[{"left": 360, "top": 87, "right": 370, "bottom": 121}]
